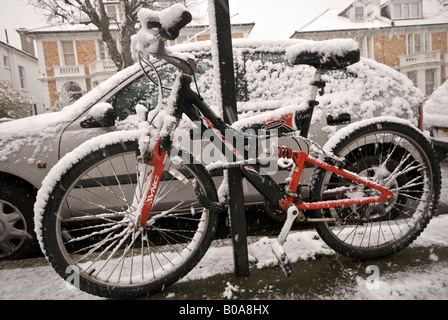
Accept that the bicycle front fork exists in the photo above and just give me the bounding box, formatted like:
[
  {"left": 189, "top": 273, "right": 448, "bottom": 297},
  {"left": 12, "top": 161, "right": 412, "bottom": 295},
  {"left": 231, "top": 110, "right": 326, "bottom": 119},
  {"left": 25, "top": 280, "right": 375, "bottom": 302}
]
[{"left": 137, "top": 139, "right": 168, "bottom": 229}]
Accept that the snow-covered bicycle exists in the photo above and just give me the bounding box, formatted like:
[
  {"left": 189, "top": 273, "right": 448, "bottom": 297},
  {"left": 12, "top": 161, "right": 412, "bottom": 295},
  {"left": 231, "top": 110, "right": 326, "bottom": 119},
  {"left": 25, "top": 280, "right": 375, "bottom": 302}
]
[{"left": 34, "top": 4, "right": 441, "bottom": 299}]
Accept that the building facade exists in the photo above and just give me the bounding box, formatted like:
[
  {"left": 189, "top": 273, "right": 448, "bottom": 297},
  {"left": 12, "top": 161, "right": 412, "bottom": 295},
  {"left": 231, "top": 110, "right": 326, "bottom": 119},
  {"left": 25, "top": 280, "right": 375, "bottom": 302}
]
[
  {"left": 0, "top": 40, "right": 43, "bottom": 115},
  {"left": 291, "top": 0, "right": 448, "bottom": 96},
  {"left": 21, "top": 26, "right": 117, "bottom": 110},
  {"left": 20, "top": 1, "right": 254, "bottom": 110}
]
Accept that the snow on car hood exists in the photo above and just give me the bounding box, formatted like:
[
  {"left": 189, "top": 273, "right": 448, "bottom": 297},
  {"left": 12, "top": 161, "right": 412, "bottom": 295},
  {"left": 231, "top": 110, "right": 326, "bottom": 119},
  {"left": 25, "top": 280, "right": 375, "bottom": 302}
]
[
  {"left": 0, "top": 111, "right": 71, "bottom": 162},
  {"left": 424, "top": 80, "right": 448, "bottom": 129}
]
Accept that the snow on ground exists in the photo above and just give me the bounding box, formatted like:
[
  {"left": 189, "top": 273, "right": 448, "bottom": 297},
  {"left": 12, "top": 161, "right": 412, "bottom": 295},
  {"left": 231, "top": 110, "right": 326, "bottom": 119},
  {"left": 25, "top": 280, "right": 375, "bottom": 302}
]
[
  {"left": 1, "top": 183, "right": 448, "bottom": 300},
  {"left": 1, "top": 216, "right": 447, "bottom": 300}
]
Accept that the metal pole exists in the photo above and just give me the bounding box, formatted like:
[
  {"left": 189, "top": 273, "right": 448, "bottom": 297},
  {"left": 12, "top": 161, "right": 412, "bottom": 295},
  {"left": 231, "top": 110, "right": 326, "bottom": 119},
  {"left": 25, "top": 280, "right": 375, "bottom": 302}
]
[{"left": 210, "top": 0, "right": 250, "bottom": 277}]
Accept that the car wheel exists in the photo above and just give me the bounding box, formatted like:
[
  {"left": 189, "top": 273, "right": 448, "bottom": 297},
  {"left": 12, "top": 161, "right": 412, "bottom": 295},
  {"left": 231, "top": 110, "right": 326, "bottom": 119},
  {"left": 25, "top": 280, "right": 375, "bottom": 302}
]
[{"left": 0, "top": 181, "right": 39, "bottom": 260}]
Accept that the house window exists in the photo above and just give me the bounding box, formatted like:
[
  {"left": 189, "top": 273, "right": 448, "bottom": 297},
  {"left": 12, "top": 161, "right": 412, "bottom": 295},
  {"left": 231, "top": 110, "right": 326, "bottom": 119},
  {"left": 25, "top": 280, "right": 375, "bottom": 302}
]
[
  {"left": 18, "top": 66, "right": 26, "bottom": 89},
  {"left": 393, "top": 2, "right": 422, "bottom": 19},
  {"left": 407, "top": 33, "right": 431, "bottom": 54},
  {"left": 407, "top": 71, "right": 418, "bottom": 87},
  {"left": 411, "top": 3, "right": 420, "bottom": 17},
  {"left": 98, "top": 41, "right": 109, "bottom": 60},
  {"left": 3, "top": 55, "right": 11, "bottom": 69},
  {"left": 61, "top": 41, "right": 76, "bottom": 66},
  {"left": 105, "top": 4, "right": 123, "bottom": 22},
  {"left": 355, "top": 6, "right": 365, "bottom": 21},
  {"left": 106, "top": 5, "right": 117, "bottom": 20},
  {"left": 425, "top": 69, "right": 436, "bottom": 95}
]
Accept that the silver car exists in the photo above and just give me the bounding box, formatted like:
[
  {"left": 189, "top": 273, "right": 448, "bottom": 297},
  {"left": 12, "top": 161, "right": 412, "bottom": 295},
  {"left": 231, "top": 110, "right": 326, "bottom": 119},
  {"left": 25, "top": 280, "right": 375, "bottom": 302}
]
[
  {"left": 424, "top": 80, "right": 448, "bottom": 160},
  {"left": 0, "top": 39, "right": 423, "bottom": 260}
]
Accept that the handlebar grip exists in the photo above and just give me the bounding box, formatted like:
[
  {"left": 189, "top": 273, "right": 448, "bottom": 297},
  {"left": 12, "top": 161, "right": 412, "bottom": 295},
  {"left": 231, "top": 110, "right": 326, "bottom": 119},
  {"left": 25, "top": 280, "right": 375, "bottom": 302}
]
[
  {"left": 161, "top": 10, "right": 192, "bottom": 40},
  {"left": 146, "top": 9, "right": 192, "bottom": 41}
]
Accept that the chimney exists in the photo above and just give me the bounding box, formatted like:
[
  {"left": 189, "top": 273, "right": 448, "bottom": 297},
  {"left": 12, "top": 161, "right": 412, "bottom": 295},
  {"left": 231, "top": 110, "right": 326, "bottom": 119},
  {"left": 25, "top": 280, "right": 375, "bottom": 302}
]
[
  {"left": 17, "top": 28, "right": 36, "bottom": 56},
  {"left": 367, "top": 0, "right": 382, "bottom": 21}
]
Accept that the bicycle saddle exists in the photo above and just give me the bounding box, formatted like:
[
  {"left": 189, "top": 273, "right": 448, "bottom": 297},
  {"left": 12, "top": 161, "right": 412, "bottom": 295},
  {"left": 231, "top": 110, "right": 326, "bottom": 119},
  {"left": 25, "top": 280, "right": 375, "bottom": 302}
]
[{"left": 286, "top": 39, "right": 360, "bottom": 70}]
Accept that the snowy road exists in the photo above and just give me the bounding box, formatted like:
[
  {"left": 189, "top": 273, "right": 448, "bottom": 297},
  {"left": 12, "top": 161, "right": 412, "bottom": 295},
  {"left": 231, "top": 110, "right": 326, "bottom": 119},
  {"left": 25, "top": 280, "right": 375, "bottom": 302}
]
[{"left": 0, "top": 164, "right": 447, "bottom": 301}]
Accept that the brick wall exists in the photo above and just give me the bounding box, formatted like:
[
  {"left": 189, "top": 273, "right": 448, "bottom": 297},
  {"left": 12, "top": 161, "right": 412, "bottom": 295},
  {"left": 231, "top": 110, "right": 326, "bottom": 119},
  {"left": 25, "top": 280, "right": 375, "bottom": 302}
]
[
  {"left": 432, "top": 32, "right": 447, "bottom": 56},
  {"left": 432, "top": 32, "right": 447, "bottom": 83},
  {"left": 42, "top": 41, "right": 59, "bottom": 77},
  {"left": 196, "top": 33, "right": 244, "bottom": 42},
  {"left": 76, "top": 40, "right": 97, "bottom": 75},
  {"left": 42, "top": 39, "right": 97, "bottom": 106},
  {"left": 43, "top": 42, "right": 60, "bottom": 106},
  {"left": 373, "top": 34, "right": 407, "bottom": 67},
  {"left": 47, "top": 80, "right": 58, "bottom": 107},
  {"left": 76, "top": 40, "right": 96, "bottom": 91}
]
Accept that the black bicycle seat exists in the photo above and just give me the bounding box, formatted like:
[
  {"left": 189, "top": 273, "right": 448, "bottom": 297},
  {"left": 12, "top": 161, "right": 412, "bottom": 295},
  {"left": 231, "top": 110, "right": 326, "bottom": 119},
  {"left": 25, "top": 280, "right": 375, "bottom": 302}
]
[{"left": 286, "top": 39, "right": 360, "bottom": 70}]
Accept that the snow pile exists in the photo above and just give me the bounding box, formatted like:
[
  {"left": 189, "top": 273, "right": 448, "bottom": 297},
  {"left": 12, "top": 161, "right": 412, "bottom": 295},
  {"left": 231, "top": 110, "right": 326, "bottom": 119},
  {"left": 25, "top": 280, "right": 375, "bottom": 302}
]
[{"left": 424, "top": 80, "right": 448, "bottom": 131}]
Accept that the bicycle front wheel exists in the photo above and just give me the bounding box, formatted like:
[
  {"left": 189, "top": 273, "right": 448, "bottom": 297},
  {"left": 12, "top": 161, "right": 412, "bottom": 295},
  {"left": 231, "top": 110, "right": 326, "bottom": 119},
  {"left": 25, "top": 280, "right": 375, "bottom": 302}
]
[
  {"left": 35, "top": 132, "right": 218, "bottom": 299},
  {"left": 309, "top": 118, "right": 441, "bottom": 260}
]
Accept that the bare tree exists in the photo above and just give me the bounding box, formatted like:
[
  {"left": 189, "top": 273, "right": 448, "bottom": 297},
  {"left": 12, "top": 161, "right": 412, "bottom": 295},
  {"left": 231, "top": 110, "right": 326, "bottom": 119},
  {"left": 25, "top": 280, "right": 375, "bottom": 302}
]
[{"left": 28, "top": 0, "right": 199, "bottom": 70}]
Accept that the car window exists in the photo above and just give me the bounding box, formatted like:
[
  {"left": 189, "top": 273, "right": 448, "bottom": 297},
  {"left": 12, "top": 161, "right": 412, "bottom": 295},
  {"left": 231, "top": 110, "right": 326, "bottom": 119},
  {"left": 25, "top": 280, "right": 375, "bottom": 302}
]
[
  {"left": 110, "top": 51, "right": 291, "bottom": 122},
  {"left": 112, "top": 65, "right": 178, "bottom": 121},
  {"left": 113, "top": 74, "right": 155, "bottom": 120}
]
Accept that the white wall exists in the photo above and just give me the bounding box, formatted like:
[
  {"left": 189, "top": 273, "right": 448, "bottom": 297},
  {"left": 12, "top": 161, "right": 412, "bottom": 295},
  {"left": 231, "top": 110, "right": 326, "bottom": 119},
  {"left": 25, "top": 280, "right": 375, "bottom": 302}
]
[{"left": 0, "top": 41, "right": 44, "bottom": 115}]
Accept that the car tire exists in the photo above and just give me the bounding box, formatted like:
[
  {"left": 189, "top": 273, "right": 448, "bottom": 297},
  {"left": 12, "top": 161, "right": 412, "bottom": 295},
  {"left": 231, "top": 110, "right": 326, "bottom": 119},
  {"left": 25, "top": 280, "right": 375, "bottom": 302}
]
[{"left": 0, "top": 180, "right": 39, "bottom": 260}]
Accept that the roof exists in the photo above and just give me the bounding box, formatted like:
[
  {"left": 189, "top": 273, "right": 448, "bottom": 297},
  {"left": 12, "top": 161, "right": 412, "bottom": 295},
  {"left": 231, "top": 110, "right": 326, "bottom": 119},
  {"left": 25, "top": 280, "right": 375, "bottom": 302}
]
[
  {"left": 23, "top": 20, "right": 255, "bottom": 38},
  {"left": 294, "top": 0, "right": 448, "bottom": 35},
  {"left": 22, "top": 23, "right": 111, "bottom": 36},
  {"left": 18, "top": 0, "right": 448, "bottom": 41},
  {"left": 0, "top": 39, "right": 37, "bottom": 60}
]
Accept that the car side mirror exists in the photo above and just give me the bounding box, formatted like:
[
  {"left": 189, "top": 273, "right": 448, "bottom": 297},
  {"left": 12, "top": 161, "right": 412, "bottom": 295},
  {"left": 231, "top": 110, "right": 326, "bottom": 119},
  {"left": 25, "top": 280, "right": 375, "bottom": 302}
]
[{"left": 80, "top": 103, "right": 116, "bottom": 128}]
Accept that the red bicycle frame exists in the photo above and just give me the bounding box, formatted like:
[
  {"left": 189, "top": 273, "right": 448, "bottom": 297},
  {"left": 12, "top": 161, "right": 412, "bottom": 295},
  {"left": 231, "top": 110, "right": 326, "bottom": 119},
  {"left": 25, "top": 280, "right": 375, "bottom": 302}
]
[
  {"left": 135, "top": 70, "right": 394, "bottom": 227},
  {"left": 278, "top": 150, "right": 394, "bottom": 213},
  {"left": 139, "top": 139, "right": 168, "bottom": 228}
]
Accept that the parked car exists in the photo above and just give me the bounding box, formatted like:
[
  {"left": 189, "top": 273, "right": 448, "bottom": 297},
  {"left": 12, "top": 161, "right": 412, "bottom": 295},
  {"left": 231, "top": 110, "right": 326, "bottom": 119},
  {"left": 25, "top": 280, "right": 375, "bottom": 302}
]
[
  {"left": 0, "top": 39, "right": 423, "bottom": 260},
  {"left": 424, "top": 80, "right": 448, "bottom": 160}
]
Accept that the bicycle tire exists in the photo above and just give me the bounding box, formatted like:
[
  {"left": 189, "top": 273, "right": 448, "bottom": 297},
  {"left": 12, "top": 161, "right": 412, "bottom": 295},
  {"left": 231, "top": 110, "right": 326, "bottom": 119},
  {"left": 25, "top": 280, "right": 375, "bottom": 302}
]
[
  {"left": 309, "top": 118, "right": 441, "bottom": 260},
  {"left": 35, "top": 131, "right": 218, "bottom": 299}
]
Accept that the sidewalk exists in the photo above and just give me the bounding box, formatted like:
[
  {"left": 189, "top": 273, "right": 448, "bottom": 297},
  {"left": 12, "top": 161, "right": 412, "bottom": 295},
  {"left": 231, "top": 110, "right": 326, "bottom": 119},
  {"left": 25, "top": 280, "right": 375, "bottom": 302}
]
[
  {"left": 140, "top": 207, "right": 448, "bottom": 301},
  {"left": 141, "top": 244, "right": 448, "bottom": 300},
  {"left": 1, "top": 206, "right": 446, "bottom": 301}
]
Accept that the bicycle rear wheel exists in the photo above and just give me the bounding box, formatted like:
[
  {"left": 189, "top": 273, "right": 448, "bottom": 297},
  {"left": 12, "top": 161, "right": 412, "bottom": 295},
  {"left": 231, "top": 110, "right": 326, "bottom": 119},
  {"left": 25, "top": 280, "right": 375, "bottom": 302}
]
[
  {"left": 35, "top": 132, "right": 218, "bottom": 299},
  {"left": 309, "top": 119, "right": 441, "bottom": 260}
]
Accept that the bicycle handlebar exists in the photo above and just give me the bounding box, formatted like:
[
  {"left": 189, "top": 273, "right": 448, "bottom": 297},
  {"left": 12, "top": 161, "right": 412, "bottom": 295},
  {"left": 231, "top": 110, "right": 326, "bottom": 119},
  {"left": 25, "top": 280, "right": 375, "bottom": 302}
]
[
  {"left": 133, "top": 4, "right": 196, "bottom": 76},
  {"left": 138, "top": 4, "right": 192, "bottom": 42},
  {"left": 158, "top": 10, "right": 192, "bottom": 41}
]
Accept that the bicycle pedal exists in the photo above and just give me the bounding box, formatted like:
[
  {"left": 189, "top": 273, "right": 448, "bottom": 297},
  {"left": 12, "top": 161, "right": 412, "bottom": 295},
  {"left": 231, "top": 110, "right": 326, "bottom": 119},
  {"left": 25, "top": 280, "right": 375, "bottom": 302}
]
[{"left": 271, "top": 240, "right": 294, "bottom": 277}]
